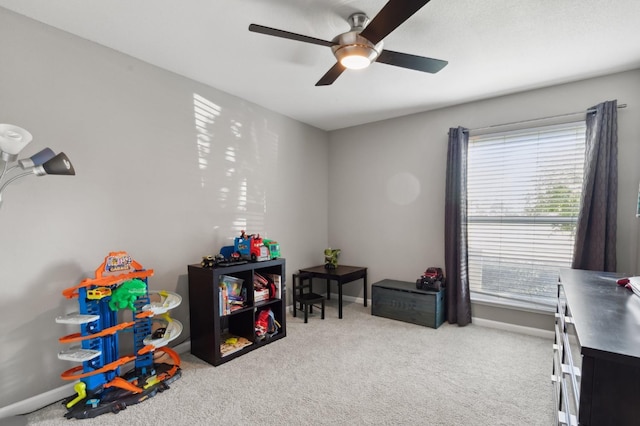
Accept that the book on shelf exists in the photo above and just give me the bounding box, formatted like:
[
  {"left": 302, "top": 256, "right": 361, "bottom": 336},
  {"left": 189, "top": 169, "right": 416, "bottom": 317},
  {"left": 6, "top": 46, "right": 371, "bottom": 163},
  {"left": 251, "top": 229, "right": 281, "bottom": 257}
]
[
  {"left": 254, "top": 272, "right": 268, "bottom": 287},
  {"left": 219, "top": 275, "right": 246, "bottom": 315},
  {"left": 254, "top": 271, "right": 271, "bottom": 302},
  {"left": 219, "top": 284, "right": 228, "bottom": 315},
  {"left": 253, "top": 272, "right": 282, "bottom": 301},
  {"left": 254, "top": 288, "right": 270, "bottom": 302},
  {"left": 266, "top": 274, "right": 282, "bottom": 299}
]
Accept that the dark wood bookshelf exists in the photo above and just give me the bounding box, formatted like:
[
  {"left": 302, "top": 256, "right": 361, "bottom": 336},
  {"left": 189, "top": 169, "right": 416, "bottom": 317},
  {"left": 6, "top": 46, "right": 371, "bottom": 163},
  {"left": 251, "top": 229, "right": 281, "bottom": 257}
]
[{"left": 188, "top": 258, "right": 286, "bottom": 366}]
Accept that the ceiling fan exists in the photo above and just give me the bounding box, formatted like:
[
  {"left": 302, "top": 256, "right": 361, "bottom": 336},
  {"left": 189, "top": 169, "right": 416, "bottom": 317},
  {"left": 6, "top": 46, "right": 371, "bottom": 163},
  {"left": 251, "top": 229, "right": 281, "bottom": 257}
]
[{"left": 248, "top": 0, "right": 447, "bottom": 86}]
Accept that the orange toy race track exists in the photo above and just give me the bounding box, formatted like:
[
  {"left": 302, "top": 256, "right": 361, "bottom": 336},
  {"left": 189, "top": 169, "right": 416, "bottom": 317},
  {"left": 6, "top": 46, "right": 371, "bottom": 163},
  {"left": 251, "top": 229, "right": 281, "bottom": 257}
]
[
  {"left": 62, "top": 270, "right": 154, "bottom": 299},
  {"left": 60, "top": 347, "right": 181, "bottom": 382},
  {"left": 61, "top": 355, "right": 136, "bottom": 380},
  {"left": 59, "top": 321, "right": 136, "bottom": 344}
]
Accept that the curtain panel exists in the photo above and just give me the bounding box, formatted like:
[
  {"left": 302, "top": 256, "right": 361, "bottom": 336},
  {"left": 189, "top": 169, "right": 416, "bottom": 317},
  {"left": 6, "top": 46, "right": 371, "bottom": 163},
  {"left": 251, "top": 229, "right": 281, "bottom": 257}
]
[
  {"left": 572, "top": 100, "right": 618, "bottom": 271},
  {"left": 445, "top": 127, "right": 472, "bottom": 325}
]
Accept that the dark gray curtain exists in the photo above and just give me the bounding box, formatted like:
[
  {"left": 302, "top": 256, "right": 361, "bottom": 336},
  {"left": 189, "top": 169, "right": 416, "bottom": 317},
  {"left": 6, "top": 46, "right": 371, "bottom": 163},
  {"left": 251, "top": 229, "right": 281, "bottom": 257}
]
[
  {"left": 445, "top": 127, "right": 472, "bottom": 326},
  {"left": 572, "top": 100, "right": 618, "bottom": 271}
]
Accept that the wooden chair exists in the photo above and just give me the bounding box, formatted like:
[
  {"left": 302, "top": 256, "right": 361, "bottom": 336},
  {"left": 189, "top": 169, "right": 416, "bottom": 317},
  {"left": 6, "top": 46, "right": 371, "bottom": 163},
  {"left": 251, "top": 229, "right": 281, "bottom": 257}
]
[{"left": 292, "top": 272, "right": 325, "bottom": 323}]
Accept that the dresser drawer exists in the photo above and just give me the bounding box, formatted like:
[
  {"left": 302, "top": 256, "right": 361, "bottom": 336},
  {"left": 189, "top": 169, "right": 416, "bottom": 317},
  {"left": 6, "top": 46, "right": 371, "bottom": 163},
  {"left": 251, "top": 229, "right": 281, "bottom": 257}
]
[{"left": 553, "top": 283, "right": 581, "bottom": 426}]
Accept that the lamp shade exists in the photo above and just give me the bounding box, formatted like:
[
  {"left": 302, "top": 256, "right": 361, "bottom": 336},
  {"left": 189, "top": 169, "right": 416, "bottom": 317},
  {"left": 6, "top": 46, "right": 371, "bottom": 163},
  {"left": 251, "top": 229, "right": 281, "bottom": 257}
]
[
  {"left": 18, "top": 147, "right": 56, "bottom": 169},
  {"left": 0, "top": 124, "right": 33, "bottom": 161},
  {"left": 34, "top": 152, "right": 75, "bottom": 176}
]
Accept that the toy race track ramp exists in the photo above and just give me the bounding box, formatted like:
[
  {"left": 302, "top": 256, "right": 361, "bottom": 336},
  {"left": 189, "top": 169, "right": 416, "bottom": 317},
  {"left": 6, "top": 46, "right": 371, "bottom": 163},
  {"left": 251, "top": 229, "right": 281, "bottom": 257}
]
[
  {"left": 58, "top": 321, "right": 135, "bottom": 344},
  {"left": 143, "top": 317, "right": 183, "bottom": 349},
  {"left": 62, "top": 270, "right": 154, "bottom": 299},
  {"left": 60, "top": 355, "right": 136, "bottom": 380},
  {"left": 142, "top": 290, "right": 182, "bottom": 315}
]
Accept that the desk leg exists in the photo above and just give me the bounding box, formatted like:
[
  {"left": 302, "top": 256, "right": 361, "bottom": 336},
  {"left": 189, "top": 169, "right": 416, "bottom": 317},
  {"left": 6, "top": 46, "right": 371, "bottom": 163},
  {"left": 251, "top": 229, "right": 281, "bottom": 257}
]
[
  {"left": 338, "top": 280, "right": 343, "bottom": 319},
  {"left": 326, "top": 279, "right": 331, "bottom": 300},
  {"left": 363, "top": 271, "right": 368, "bottom": 307}
]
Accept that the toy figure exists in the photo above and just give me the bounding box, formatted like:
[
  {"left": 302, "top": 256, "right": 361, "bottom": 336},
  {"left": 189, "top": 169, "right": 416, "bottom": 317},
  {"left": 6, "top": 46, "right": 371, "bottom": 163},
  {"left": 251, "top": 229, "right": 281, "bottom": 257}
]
[
  {"left": 324, "top": 248, "right": 341, "bottom": 269},
  {"left": 109, "top": 279, "right": 147, "bottom": 311}
]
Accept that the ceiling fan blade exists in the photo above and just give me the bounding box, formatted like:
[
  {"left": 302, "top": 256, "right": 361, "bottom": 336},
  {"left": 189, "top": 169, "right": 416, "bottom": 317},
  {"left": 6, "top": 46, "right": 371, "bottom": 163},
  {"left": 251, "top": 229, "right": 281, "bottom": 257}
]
[
  {"left": 315, "top": 63, "right": 346, "bottom": 86},
  {"left": 249, "top": 24, "right": 335, "bottom": 47},
  {"left": 376, "top": 50, "right": 448, "bottom": 74},
  {"left": 360, "top": 0, "right": 431, "bottom": 45}
]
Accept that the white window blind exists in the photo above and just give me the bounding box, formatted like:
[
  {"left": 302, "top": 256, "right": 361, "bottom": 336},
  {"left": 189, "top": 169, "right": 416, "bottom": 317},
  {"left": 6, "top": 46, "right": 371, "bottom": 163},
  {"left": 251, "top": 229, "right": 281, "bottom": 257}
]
[{"left": 467, "top": 121, "right": 586, "bottom": 307}]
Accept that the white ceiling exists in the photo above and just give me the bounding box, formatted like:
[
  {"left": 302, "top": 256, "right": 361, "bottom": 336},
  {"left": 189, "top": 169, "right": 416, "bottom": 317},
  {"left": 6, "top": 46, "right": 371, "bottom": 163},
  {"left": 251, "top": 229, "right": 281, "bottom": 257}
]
[{"left": 1, "top": 0, "right": 639, "bottom": 131}]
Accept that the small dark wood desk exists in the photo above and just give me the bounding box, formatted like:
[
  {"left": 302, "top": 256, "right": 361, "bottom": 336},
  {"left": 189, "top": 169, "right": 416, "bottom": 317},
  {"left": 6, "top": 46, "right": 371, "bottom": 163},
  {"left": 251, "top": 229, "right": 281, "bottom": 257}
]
[{"left": 297, "top": 265, "right": 367, "bottom": 319}]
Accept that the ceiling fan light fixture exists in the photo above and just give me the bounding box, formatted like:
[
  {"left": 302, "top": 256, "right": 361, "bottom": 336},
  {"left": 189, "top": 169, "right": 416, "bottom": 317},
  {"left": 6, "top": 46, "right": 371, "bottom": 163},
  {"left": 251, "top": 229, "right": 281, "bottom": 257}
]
[
  {"left": 249, "top": 2, "right": 448, "bottom": 86},
  {"left": 332, "top": 31, "right": 383, "bottom": 70},
  {"left": 336, "top": 45, "right": 374, "bottom": 69}
]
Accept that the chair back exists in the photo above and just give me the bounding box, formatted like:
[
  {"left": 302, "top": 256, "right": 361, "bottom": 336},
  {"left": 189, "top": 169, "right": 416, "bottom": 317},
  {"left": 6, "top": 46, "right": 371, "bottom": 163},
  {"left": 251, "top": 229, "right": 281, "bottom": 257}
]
[
  {"left": 291, "top": 272, "right": 325, "bottom": 322},
  {"left": 293, "top": 272, "right": 313, "bottom": 298}
]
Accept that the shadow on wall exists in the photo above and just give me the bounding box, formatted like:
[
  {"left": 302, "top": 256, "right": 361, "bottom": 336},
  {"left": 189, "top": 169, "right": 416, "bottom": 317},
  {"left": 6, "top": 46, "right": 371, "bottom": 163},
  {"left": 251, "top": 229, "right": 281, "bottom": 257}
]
[
  {"left": 0, "top": 260, "right": 87, "bottom": 402},
  {"left": 0, "top": 303, "right": 78, "bottom": 407},
  {"left": 192, "top": 93, "right": 281, "bottom": 246}
]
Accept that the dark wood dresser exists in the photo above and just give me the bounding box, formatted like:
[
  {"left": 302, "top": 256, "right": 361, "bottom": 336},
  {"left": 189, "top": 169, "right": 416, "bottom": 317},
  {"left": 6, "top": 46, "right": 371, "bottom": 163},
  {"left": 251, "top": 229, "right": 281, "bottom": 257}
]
[{"left": 554, "top": 268, "right": 640, "bottom": 425}]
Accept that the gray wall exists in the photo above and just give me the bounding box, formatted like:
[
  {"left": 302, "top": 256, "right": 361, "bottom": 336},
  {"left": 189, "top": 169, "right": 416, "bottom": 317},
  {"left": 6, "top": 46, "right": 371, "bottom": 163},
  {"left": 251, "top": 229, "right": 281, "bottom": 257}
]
[
  {"left": 3, "top": 5, "right": 640, "bottom": 411},
  {"left": 328, "top": 69, "right": 640, "bottom": 327},
  {"left": 0, "top": 9, "right": 329, "bottom": 408}
]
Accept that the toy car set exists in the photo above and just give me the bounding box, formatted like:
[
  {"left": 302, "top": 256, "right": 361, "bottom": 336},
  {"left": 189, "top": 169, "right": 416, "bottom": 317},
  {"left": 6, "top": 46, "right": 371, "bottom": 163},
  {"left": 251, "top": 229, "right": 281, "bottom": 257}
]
[
  {"left": 57, "top": 251, "right": 182, "bottom": 419},
  {"left": 416, "top": 267, "right": 445, "bottom": 291},
  {"left": 203, "top": 231, "right": 281, "bottom": 268}
]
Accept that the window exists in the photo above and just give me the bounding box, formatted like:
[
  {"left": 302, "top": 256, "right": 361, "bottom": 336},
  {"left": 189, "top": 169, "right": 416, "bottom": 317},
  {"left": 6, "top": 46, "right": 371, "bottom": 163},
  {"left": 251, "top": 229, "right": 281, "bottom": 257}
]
[{"left": 467, "top": 121, "right": 586, "bottom": 308}]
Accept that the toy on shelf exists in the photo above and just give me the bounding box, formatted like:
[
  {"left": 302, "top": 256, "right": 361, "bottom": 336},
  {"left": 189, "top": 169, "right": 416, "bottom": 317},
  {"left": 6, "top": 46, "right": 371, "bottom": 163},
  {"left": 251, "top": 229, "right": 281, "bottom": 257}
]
[
  {"left": 219, "top": 230, "right": 280, "bottom": 262},
  {"left": 201, "top": 254, "right": 225, "bottom": 268},
  {"left": 263, "top": 239, "right": 281, "bottom": 259},
  {"left": 56, "top": 251, "right": 182, "bottom": 419},
  {"left": 201, "top": 252, "right": 247, "bottom": 268},
  {"left": 324, "top": 248, "right": 341, "bottom": 269}
]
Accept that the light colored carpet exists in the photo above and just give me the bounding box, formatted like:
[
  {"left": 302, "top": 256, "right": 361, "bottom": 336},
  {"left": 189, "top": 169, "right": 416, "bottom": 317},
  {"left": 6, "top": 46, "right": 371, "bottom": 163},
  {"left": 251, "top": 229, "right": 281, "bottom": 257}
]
[{"left": 21, "top": 301, "right": 555, "bottom": 425}]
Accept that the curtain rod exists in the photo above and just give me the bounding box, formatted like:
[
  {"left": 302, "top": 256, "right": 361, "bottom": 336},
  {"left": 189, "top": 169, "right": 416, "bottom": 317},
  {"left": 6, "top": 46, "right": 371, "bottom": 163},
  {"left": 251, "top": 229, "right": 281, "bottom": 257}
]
[{"left": 464, "top": 103, "right": 627, "bottom": 133}]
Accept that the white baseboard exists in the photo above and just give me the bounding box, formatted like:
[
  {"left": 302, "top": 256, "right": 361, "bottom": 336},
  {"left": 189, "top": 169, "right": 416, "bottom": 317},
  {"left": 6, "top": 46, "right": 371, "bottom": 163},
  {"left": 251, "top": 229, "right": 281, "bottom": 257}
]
[
  {"left": 286, "top": 294, "right": 369, "bottom": 309},
  {"left": 296, "top": 295, "right": 554, "bottom": 339},
  {"left": 0, "top": 382, "right": 76, "bottom": 420},
  {"left": 0, "top": 340, "right": 192, "bottom": 420},
  {"left": 342, "top": 293, "right": 553, "bottom": 340},
  {"left": 472, "top": 317, "right": 554, "bottom": 340},
  {"left": 341, "top": 294, "right": 367, "bottom": 305}
]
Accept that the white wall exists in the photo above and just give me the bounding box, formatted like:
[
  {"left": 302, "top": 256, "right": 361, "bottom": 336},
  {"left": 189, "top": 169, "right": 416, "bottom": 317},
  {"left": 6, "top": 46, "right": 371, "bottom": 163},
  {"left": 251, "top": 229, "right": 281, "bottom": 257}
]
[
  {"left": 0, "top": 8, "right": 329, "bottom": 408},
  {"left": 328, "top": 69, "right": 640, "bottom": 311}
]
